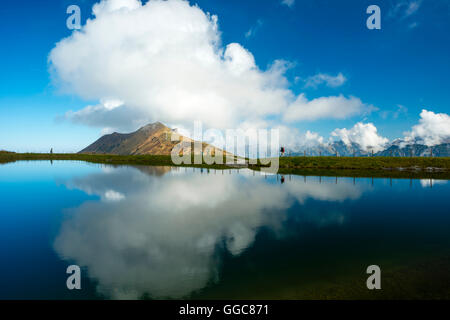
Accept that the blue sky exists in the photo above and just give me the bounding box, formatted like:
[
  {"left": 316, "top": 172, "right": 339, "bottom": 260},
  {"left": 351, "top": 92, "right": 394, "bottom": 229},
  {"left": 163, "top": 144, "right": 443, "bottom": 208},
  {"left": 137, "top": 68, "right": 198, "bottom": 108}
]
[{"left": 0, "top": 0, "right": 449, "bottom": 152}]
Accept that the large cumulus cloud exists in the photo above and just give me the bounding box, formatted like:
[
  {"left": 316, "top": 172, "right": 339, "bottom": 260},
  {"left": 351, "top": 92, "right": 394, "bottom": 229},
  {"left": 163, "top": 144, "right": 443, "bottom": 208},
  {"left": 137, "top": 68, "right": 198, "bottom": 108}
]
[
  {"left": 50, "top": 0, "right": 371, "bottom": 133},
  {"left": 332, "top": 122, "right": 389, "bottom": 152},
  {"left": 403, "top": 109, "right": 450, "bottom": 146}
]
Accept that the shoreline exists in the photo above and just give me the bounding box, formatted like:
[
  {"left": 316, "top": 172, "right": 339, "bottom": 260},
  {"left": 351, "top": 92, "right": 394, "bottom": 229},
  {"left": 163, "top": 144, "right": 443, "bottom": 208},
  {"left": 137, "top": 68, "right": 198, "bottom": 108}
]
[{"left": 1, "top": 152, "right": 450, "bottom": 179}]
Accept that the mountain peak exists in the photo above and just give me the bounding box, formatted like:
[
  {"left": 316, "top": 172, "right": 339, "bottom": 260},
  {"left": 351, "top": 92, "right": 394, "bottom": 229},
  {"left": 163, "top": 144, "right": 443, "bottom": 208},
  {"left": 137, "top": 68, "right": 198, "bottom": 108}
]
[
  {"left": 79, "top": 121, "right": 230, "bottom": 157},
  {"left": 138, "top": 121, "right": 168, "bottom": 132}
]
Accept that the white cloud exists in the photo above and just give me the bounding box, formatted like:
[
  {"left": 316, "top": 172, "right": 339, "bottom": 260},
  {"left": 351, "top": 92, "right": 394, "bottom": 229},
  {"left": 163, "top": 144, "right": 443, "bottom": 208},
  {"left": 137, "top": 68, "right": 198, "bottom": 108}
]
[
  {"left": 282, "top": 109, "right": 449, "bottom": 153},
  {"left": 420, "top": 179, "right": 447, "bottom": 187},
  {"left": 104, "top": 190, "right": 125, "bottom": 201},
  {"left": 304, "top": 130, "right": 324, "bottom": 145},
  {"left": 50, "top": 0, "right": 289, "bottom": 131},
  {"left": 403, "top": 109, "right": 450, "bottom": 146},
  {"left": 304, "top": 72, "right": 347, "bottom": 88},
  {"left": 388, "top": 1, "right": 422, "bottom": 30},
  {"left": 277, "top": 125, "right": 325, "bottom": 152},
  {"left": 281, "top": 0, "right": 295, "bottom": 8},
  {"left": 283, "top": 94, "right": 374, "bottom": 122},
  {"left": 101, "top": 98, "right": 124, "bottom": 111},
  {"left": 331, "top": 122, "right": 389, "bottom": 152},
  {"left": 390, "top": 0, "right": 422, "bottom": 18},
  {"left": 64, "top": 99, "right": 149, "bottom": 133},
  {"left": 405, "top": 0, "right": 422, "bottom": 16},
  {"left": 380, "top": 104, "right": 408, "bottom": 120},
  {"left": 92, "top": 0, "right": 141, "bottom": 15},
  {"left": 223, "top": 43, "right": 256, "bottom": 75},
  {"left": 245, "top": 19, "right": 263, "bottom": 38},
  {"left": 50, "top": 0, "right": 372, "bottom": 133}
]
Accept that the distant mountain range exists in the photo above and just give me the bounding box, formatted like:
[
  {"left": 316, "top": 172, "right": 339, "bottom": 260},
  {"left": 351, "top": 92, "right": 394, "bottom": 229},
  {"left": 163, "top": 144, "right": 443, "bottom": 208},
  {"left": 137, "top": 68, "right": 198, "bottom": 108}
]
[
  {"left": 289, "top": 141, "right": 371, "bottom": 157},
  {"left": 376, "top": 141, "right": 450, "bottom": 157},
  {"left": 80, "top": 122, "right": 449, "bottom": 158},
  {"left": 79, "top": 122, "right": 230, "bottom": 156},
  {"left": 288, "top": 139, "right": 450, "bottom": 157}
]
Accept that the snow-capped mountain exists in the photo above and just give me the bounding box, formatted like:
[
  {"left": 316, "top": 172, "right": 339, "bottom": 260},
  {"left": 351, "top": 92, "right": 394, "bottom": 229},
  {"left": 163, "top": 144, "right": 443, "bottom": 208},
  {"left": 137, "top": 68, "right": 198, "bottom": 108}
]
[
  {"left": 287, "top": 139, "right": 450, "bottom": 157},
  {"left": 288, "top": 140, "right": 375, "bottom": 157},
  {"left": 376, "top": 139, "right": 450, "bottom": 157}
]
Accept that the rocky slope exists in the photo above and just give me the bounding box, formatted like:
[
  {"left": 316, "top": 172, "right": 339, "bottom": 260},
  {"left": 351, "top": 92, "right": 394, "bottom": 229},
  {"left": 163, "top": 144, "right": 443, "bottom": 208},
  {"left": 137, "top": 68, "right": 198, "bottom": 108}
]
[{"left": 79, "top": 122, "right": 229, "bottom": 156}]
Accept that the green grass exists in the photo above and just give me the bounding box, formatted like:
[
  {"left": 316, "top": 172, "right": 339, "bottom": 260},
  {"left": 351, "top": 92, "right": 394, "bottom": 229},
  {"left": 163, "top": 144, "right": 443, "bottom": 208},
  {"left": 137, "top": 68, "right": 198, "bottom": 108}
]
[
  {"left": 0, "top": 152, "right": 234, "bottom": 169},
  {"left": 1, "top": 152, "right": 450, "bottom": 179},
  {"left": 275, "top": 156, "right": 450, "bottom": 179},
  {"left": 278, "top": 155, "right": 450, "bottom": 170}
]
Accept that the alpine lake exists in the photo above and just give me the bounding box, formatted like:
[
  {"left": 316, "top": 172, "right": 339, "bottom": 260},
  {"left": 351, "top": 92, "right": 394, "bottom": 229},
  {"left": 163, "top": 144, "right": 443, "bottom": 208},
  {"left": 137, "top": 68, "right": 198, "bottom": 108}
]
[{"left": 1, "top": 160, "right": 449, "bottom": 299}]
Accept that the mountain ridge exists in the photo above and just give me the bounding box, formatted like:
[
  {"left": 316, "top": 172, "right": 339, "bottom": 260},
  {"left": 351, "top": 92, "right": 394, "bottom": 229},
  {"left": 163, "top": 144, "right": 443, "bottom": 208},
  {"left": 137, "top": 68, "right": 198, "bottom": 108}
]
[
  {"left": 288, "top": 140, "right": 450, "bottom": 157},
  {"left": 79, "top": 122, "right": 230, "bottom": 156}
]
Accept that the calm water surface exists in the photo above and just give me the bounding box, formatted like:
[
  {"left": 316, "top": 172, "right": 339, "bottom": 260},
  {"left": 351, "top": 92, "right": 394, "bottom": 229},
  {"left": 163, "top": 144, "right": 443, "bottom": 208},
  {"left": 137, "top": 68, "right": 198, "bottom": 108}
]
[{"left": 1, "top": 161, "right": 449, "bottom": 299}]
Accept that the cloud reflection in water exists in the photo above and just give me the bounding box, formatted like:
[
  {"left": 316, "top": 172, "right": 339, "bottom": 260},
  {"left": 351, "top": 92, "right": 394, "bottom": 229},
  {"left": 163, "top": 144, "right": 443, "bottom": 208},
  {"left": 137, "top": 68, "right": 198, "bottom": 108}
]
[{"left": 55, "top": 166, "right": 364, "bottom": 299}]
